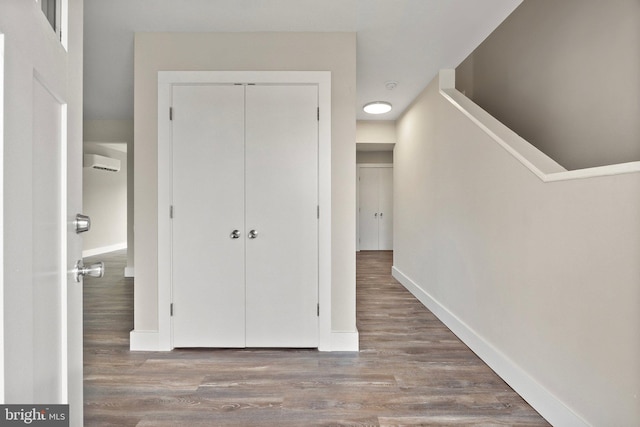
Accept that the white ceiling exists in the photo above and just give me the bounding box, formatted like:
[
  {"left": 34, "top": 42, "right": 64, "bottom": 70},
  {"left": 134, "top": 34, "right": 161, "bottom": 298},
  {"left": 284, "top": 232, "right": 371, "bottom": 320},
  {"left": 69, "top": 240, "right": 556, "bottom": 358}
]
[{"left": 83, "top": 0, "right": 522, "bottom": 121}]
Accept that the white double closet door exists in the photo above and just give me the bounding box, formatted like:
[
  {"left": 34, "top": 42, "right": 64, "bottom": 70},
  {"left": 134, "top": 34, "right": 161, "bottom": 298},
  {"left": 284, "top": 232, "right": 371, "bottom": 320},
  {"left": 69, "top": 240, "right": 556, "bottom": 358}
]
[
  {"left": 359, "top": 166, "right": 393, "bottom": 250},
  {"left": 171, "top": 84, "right": 319, "bottom": 348}
]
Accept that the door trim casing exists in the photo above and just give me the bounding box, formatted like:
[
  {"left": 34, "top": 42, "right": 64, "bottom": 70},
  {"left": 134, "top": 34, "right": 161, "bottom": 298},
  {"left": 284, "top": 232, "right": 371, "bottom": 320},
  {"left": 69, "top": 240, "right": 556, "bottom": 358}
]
[{"left": 152, "top": 71, "right": 333, "bottom": 351}]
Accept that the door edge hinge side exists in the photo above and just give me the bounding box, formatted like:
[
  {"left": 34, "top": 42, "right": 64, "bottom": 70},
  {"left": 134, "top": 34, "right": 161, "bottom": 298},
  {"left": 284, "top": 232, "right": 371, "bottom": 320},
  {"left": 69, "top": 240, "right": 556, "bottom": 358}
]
[
  {"left": 170, "top": 303, "right": 174, "bottom": 316},
  {"left": 317, "top": 303, "right": 320, "bottom": 317},
  {"left": 169, "top": 107, "right": 173, "bottom": 120},
  {"left": 317, "top": 107, "right": 319, "bottom": 121},
  {"left": 169, "top": 205, "right": 174, "bottom": 219},
  {"left": 317, "top": 205, "right": 320, "bottom": 219}
]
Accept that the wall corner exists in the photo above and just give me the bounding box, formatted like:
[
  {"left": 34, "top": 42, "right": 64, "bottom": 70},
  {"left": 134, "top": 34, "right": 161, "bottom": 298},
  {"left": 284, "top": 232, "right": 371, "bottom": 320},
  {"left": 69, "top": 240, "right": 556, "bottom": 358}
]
[{"left": 439, "top": 69, "right": 456, "bottom": 90}]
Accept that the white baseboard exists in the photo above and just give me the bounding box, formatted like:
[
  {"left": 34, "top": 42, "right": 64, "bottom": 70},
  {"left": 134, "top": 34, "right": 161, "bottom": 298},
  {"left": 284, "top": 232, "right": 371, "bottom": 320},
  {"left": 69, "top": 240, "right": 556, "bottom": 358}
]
[
  {"left": 329, "top": 331, "right": 359, "bottom": 351},
  {"left": 83, "top": 242, "right": 127, "bottom": 258},
  {"left": 130, "top": 329, "right": 359, "bottom": 352},
  {"left": 129, "top": 330, "right": 161, "bottom": 351},
  {"left": 392, "top": 266, "right": 588, "bottom": 427},
  {"left": 124, "top": 267, "right": 135, "bottom": 278}
]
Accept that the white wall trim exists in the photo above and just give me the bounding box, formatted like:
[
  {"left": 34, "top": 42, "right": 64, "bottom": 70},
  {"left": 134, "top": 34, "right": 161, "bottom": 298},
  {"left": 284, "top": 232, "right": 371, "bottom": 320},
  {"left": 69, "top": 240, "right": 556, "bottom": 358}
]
[
  {"left": 329, "top": 331, "right": 359, "bottom": 352},
  {"left": 124, "top": 267, "right": 135, "bottom": 278},
  {"left": 156, "top": 71, "right": 333, "bottom": 352},
  {"left": 392, "top": 266, "right": 589, "bottom": 427},
  {"left": 439, "top": 69, "right": 640, "bottom": 183},
  {"left": 129, "top": 330, "right": 165, "bottom": 351},
  {"left": 82, "top": 242, "right": 127, "bottom": 258},
  {"left": 130, "top": 330, "right": 358, "bottom": 352}
]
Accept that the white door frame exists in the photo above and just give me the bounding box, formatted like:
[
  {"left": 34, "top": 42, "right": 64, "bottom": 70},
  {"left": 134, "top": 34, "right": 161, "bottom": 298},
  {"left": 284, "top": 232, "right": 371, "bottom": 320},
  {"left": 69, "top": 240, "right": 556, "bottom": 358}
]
[
  {"left": 357, "top": 163, "right": 393, "bottom": 252},
  {"left": 156, "top": 71, "right": 332, "bottom": 351}
]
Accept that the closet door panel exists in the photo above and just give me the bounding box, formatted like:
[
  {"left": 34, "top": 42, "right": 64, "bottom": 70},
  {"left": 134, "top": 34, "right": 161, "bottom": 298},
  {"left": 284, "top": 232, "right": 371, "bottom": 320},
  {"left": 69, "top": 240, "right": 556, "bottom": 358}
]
[
  {"left": 378, "top": 167, "right": 394, "bottom": 250},
  {"left": 245, "top": 85, "right": 319, "bottom": 347},
  {"left": 171, "top": 85, "right": 246, "bottom": 347}
]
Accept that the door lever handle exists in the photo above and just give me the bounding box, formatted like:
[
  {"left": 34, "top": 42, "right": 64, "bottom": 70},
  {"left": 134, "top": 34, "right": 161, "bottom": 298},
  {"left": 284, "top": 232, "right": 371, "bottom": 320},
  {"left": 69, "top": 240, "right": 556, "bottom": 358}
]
[
  {"left": 230, "top": 230, "right": 241, "bottom": 239},
  {"left": 248, "top": 229, "right": 258, "bottom": 239}
]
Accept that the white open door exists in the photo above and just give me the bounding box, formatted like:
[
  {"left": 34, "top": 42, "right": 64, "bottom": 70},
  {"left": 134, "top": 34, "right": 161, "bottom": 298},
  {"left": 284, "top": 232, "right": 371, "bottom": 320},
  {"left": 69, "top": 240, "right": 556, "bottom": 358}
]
[{"left": 1, "top": 1, "right": 84, "bottom": 425}]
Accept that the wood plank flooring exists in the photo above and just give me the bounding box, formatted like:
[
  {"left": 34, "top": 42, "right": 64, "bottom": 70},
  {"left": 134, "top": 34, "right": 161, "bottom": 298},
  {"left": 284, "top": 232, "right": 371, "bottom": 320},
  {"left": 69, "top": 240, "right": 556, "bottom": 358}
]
[{"left": 83, "top": 250, "right": 549, "bottom": 426}]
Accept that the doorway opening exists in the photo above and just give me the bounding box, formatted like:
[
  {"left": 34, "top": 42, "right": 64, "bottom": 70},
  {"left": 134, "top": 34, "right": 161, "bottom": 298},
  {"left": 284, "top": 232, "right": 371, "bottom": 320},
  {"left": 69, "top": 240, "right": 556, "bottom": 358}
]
[
  {"left": 358, "top": 164, "right": 393, "bottom": 251},
  {"left": 82, "top": 142, "right": 128, "bottom": 259},
  {"left": 356, "top": 145, "right": 394, "bottom": 252}
]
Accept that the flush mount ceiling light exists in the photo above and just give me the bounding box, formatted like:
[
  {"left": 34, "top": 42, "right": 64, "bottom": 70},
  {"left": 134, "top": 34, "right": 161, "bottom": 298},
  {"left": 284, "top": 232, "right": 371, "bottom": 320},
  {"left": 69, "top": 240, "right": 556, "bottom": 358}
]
[{"left": 363, "top": 101, "right": 392, "bottom": 115}]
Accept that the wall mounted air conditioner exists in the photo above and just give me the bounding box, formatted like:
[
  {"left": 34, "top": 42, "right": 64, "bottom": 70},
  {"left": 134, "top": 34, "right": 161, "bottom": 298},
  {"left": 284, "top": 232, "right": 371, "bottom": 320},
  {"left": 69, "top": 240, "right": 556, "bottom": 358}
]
[{"left": 83, "top": 154, "right": 121, "bottom": 172}]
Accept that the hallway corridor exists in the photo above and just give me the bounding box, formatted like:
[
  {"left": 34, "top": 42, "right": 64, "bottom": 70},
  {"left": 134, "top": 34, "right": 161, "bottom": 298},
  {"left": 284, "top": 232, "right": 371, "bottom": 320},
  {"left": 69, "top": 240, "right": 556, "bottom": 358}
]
[{"left": 83, "top": 250, "right": 548, "bottom": 426}]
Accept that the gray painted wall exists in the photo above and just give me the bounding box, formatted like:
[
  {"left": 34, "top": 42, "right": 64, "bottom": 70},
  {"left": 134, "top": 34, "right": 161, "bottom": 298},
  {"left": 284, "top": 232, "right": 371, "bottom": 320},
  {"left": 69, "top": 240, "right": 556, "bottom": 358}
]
[
  {"left": 395, "top": 72, "right": 640, "bottom": 426},
  {"left": 82, "top": 143, "right": 127, "bottom": 255},
  {"left": 456, "top": 0, "right": 640, "bottom": 170},
  {"left": 84, "top": 119, "right": 134, "bottom": 273},
  {"left": 356, "top": 151, "right": 393, "bottom": 164},
  {"left": 133, "top": 32, "right": 357, "bottom": 335}
]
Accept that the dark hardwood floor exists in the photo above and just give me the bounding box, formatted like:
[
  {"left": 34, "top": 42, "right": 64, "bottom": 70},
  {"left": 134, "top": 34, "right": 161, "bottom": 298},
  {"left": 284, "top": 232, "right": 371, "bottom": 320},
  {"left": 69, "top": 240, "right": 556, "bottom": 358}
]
[{"left": 83, "top": 250, "right": 549, "bottom": 426}]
